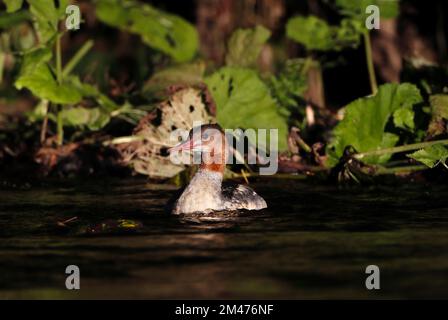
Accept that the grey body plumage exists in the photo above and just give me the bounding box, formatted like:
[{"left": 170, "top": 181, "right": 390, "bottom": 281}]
[{"left": 172, "top": 169, "right": 267, "bottom": 215}]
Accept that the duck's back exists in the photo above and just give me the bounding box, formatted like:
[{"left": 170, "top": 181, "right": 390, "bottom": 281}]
[{"left": 221, "top": 182, "right": 267, "bottom": 211}]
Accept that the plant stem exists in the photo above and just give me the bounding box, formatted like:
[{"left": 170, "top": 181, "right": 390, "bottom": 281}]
[
  {"left": 363, "top": 30, "right": 378, "bottom": 95},
  {"left": 55, "top": 33, "right": 63, "bottom": 146},
  {"left": 40, "top": 116, "right": 48, "bottom": 143},
  {"left": 0, "top": 52, "right": 4, "bottom": 85},
  {"left": 355, "top": 139, "right": 448, "bottom": 159},
  {"left": 56, "top": 34, "right": 62, "bottom": 84},
  {"left": 62, "top": 40, "right": 94, "bottom": 77},
  {"left": 57, "top": 110, "right": 63, "bottom": 145},
  {"left": 102, "top": 135, "right": 145, "bottom": 146}
]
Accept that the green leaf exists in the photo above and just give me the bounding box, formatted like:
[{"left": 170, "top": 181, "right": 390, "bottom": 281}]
[
  {"left": 268, "top": 58, "right": 308, "bottom": 112},
  {"left": 60, "top": 107, "right": 111, "bottom": 130},
  {"left": 408, "top": 144, "right": 448, "bottom": 168},
  {"left": 286, "top": 16, "right": 332, "bottom": 51},
  {"left": 15, "top": 49, "right": 82, "bottom": 104},
  {"left": 286, "top": 15, "right": 362, "bottom": 51},
  {"left": 68, "top": 76, "right": 119, "bottom": 111},
  {"left": 95, "top": 0, "right": 199, "bottom": 62},
  {"left": 327, "top": 83, "right": 423, "bottom": 166},
  {"left": 205, "top": 67, "right": 289, "bottom": 151},
  {"left": 225, "top": 25, "right": 271, "bottom": 68},
  {"left": 393, "top": 107, "right": 414, "bottom": 130},
  {"left": 335, "top": 0, "right": 399, "bottom": 20},
  {"left": 16, "top": 47, "right": 52, "bottom": 73},
  {"left": 3, "top": 0, "right": 23, "bottom": 13},
  {"left": 27, "top": 0, "right": 69, "bottom": 43},
  {"left": 0, "top": 10, "right": 30, "bottom": 29},
  {"left": 15, "top": 65, "right": 83, "bottom": 104}
]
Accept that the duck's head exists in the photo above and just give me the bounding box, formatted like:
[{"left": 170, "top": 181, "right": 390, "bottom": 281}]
[{"left": 169, "top": 124, "right": 227, "bottom": 173}]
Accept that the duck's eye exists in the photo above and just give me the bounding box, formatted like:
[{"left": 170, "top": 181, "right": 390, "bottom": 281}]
[{"left": 203, "top": 132, "right": 209, "bottom": 139}]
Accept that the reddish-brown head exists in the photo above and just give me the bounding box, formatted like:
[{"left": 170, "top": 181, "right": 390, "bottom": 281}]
[{"left": 169, "top": 124, "right": 227, "bottom": 173}]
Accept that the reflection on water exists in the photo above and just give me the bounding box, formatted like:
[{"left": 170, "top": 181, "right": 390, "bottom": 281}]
[{"left": 1, "top": 177, "right": 448, "bottom": 299}]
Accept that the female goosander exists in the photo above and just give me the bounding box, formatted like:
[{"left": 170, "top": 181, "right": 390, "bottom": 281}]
[{"left": 168, "top": 124, "right": 267, "bottom": 215}]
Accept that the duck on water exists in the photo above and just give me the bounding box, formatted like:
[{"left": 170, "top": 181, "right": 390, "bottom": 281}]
[{"left": 168, "top": 124, "right": 267, "bottom": 215}]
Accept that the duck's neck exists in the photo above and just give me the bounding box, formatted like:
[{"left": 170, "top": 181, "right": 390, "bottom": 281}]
[
  {"left": 199, "top": 150, "right": 226, "bottom": 175},
  {"left": 186, "top": 168, "right": 223, "bottom": 198},
  {"left": 199, "top": 162, "right": 226, "bottom": 174}
]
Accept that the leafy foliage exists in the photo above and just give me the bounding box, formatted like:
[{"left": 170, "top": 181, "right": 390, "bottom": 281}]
[
  {"left": 334, "top": 0, "right": 399, "bottom": 20},
  {"left": 205, "top": 67, "right": 289, "bottom": 151},
  {"left": 3, "top": 0, "right": 23, "bottom": 13},
  {"left": 0, "top": 9, "right": 30, "bottom": 30},
  {"left": 268, "top": 59, "right": 308, "bottom": 112},
  {"left": 286, "top": 15, "right": 362, "bottom": 51},
  {"left": 393, "top": 107, "right": 415, "bottom": 131},
  {"left": 2, "top": 0, "right": 67, "bottom": 43},
  {"left": 327, "top": 83, "right": 423, "bottom": 166},
  {"left": 95, "top": 0, "right": 199, "bottom": 62},
  {"left": 285, "top": 0, "right": 400, "bottom": 53},
  {"left": 15, "top": 48, "right": 83, "bottom": 104},
  {"left": 225, "top": 25, "right": 271, "bottom": 68},
  {"left": 28, "top": 0, "right": 69, "bottom": 44},
  {"left": 408, "top": 144, "right": 448, "bottom": 168},
  {"left": 60, "top": 107, "right": 110, "bottom": 130}
]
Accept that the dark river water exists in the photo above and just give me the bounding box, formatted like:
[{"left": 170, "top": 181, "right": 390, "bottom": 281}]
[{"left": 1, "top": 177, "right": 448, "bottom": 299}]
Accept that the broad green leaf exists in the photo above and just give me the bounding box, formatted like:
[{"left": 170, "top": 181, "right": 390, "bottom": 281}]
[
  {"left": 327, "top": 83, "right": 423, "bottom": 166},
  {"left": 3, "top": 0, "right": 23, "bottom": 12},
  {"left": 15, "top": 49, "right": 82, "bottom": 104},
  {"left": 286, "top": 15, "right": 362, "bottom": 51},
  {"left": 60, "top": 107, "right": 110, "bottom": 130},
  {"left": 95, "top": 0, "right": 199, "bottom": 62},
  {"left": 60, "top": 107, "right": 91, "bottom": 126},
  {"left": 225, "top": 25, "right": 271, "bottom": 68},
  {"left": 286, "top": 16, "right": 332, "bottom": 51},
  {"left": 408, "top": 144, "right": 448, "bottom": 168},
  {"left": 205, "top": 67, "right": 289, "bottom": 151},
  {"left": 335, "top": 0, "right": 399, "bottom": 20},
  {"left": 17, "top": 47, "right": 52, "bottom": 74},
  {"left": 27, "top": 0, "right": 68, "bottom": 23},
  {"left": 15, "top": 64, "right": 82, "bottom": 104},
  {"left": 27, "top": 0, "right": 69, "bottom": 43}
]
